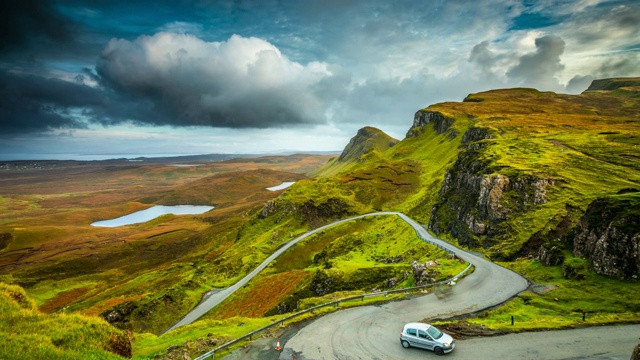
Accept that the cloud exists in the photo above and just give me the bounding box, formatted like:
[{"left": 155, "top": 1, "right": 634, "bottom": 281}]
[
  {"left": 506, "top": 34, "right": 566, "bottom": 90},
  {"left": 566, "top": 75, "right": 594, "bottom": 93},
  {"left": 96, "top": 33, "right": 345, "bottom": 128},
  {"left": 0, "top": 70, "right": 104, "bottom": 135},
  {"left": 0, "top": 0, "right": 78, "bottom": 58},
  {"left": 469, "top": 41, "right": 501, "bottom": 80}
]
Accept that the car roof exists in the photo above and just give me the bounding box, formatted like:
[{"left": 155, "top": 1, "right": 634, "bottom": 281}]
[{"left": 404, "top": 322, "right": 431, "bottom": 331}]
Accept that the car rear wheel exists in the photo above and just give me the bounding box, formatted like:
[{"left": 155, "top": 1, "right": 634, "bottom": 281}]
[
  {"left": 434, "top": 347, "right": 444, "bottom": 355},
  {"left": 401, "top": 340, "right": 410, "bottom": 348}
]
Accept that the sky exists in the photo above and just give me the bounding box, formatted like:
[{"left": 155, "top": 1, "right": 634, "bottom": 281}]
[{"left": 1, "top": 0, "right": 639, "bottom": 160}]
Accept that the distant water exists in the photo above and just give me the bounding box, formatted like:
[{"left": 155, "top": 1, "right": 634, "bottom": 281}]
[
  {"left": 266, "top": 182, "right": 296, "bottom": 191},
  {"left": 91, "top": 205, "right": 214, "bottom": 227},
  {"left": 0, "top": 153, "right": 201, "bottom": 161}
]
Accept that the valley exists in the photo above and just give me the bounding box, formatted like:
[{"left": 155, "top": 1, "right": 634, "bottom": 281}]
[{"left": 1, "top": 79, "right": 639, "bottom": 360}]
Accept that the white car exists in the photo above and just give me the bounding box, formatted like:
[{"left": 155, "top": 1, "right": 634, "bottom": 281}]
[{"left": 400, "top": 322, "right": 455, "bottom": 355}]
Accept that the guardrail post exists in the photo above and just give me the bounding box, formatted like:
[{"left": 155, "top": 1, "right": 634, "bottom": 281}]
[{"left": 511, "top": 315, "right": 514, "bottom": 325}]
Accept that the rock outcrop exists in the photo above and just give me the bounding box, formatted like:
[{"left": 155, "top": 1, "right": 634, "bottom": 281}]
[
  {"left": 631, "top": 343, "right": 640, "bottom": 360},
  {"left": 411, "top": 260, "right": 438, "bottom": 286},
  {"left": 572, "top": 194, "right": 640, "bottom": 280},
  {"left": 585, "top": 77, "right": 640, "bottom": 91},
  {"left": 337, "top": 126, "right": 398, "bottom": 163},
  {"left": 429, "top": 127, "right": 555, "bottom": 253},
  {"left": 406, "top": 111, "right": 455, "bottom": 138},
  {"left": 260, "top": 197, "right": 353, "bottom": 230},
  {"left": 537, "top": 245, "right": 565, "bottom": 266}
]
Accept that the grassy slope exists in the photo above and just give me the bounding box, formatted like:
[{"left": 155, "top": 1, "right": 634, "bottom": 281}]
[
  {"left": 143, "top": 83, "right": 639, "bottom": 356},
  {"left": 311, "top": 126, "right": 399, "bottom": 178},
  {"left": 435, "top": 258, "right": 640, "bottom": 333},
  {"left": 3, "top": 82, "right": 640, "bottom": 357},
  {"left": 423, "top": 87, "right": 640, "bottom": 257},
  {"left": 0, "top": 282, "right": 129, "bottom": 360},
  {"left": 0, "top": 158, "right": 321, "bottom": 336},
  {"left": 138, "top": 215, "right": 467, "bottom": 359}
]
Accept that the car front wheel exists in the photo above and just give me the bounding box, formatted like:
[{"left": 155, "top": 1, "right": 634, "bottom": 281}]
[
  {"left": 401, "top": 340, "right": 410, "bottom": 348},
  {"left": 434, "top": 347, "right": 444, "bottom": 355}
]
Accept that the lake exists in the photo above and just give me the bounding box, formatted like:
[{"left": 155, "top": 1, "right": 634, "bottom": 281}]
[
  {"left": 266, "top": 182, "right": 295, "bottom": 191},
  {"left": 91, "top": 205, "right": 214, "bottom": 227}
]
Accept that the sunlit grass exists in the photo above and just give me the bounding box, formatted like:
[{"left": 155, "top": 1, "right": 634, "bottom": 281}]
[
  {"left": 0, "top": 282, "right": 128, "bottom": 360},
  {"left": 441, "top": 259, "right": 640, "bottom": 332}
]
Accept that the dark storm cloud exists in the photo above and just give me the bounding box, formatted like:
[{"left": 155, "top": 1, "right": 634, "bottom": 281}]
[
  {"left": 507, "top": 35, "right": 565, "bottom": 88},
  {"left": 95, "top": 33, "right": 346, "bottom": 128},
  {"left": 0, "top": 0, "right": 73, "bottom": 53},
  {"left": 0, "top": 0, "right": 83, "bottom": 61},
  {"left": 0, "top": 70, "right": 103, "bottom": 134},
  {"left": 0, "top": 67, "right": 177, "bottom": 135}
]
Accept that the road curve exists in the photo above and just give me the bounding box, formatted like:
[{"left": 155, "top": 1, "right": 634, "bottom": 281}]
[
  {"left": 166, "top": 209, "right": 528, "bottom": 359},
  {"left": 279, "top": 213, "right": 529, "bottom": 359},
  {"left": 225, "top": 324, "right": 640, "bottom": 360},
  {"left": 166, "top": 212, "right": 406, "bottom": 333}
]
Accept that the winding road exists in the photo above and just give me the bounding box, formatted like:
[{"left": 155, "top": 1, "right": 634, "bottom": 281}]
[
  {"left": 165, "top": 212, "right": 413, "bottom": 333},
  {"left": 279, "top": 213, "right": 530, "bottom": 359},
  {"left": 166, "top": 211, "right": 640, "bottom": 359}
]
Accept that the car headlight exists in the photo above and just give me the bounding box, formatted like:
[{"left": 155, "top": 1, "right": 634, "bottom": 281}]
[{"left": 443, "top": 343, "right": 451, "bottom": 348}]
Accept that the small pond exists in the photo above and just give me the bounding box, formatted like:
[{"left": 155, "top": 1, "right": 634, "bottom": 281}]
[
  {"left": 266, "top": 182, "right": 296, "bottom": 191},
  {"left": 91, "top": 205, "right": 214, "bottom": 227}
]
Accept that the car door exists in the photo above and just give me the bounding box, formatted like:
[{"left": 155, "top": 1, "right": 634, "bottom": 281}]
[
  {"left": 405, "top": 328, "right": 422, "bottom": 348},
  {"left": 417, "top": 330, "right": 437, "bottom": 350}
]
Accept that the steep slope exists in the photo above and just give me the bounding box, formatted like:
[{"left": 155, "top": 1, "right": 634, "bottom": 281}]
[
  {"left": 423, "top": 80, "right": 640, "bottom": 259},
  {"left": 0, "top": 282, "right": 131, "bottom": 359},
  {"left": 265, "top": 78, "right": 640, "bottom": 262},
  {"left": 311, "top": 126, "right": 398, "bottom": 177},
  {"left": 572, "top": 191, "right": 640, "bottom": 280}
]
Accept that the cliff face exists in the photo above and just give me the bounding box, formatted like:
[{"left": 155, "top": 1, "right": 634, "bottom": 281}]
[
  {"left": 428, "top": 126, "right": 555, "bottom": 252},
  {"left": 572, "top": 193, "right": 640, "bottom": 280},
  {"left": 401, "top": 80, "right": 640, "bottom": 264},
  {"left": 337, "top": 126, "right": 398, "bottom": 163},
  {"left": 312, "top": 126, "right": 398, "bottom": 178},
  {"left": 585, "top": 77, "right": 640, "bottom": 91},
  {"left": 406, "top": 110, "right": 456, "bottom": 138}
]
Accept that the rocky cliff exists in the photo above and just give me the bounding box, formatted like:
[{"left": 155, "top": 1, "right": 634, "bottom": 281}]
[
  {"left": 311, "top": 126, "right": 398, "bottom": 178},
  {"left": 585, "top": 77, "right": 640, "bottom": 91},
  {"left": 571, "top": 192, "right": 640, "bottom": 280},
  {"left": 337, "top": 126, "right": 398, "bottom": 163},
  {"left": 406, "top": 110, "right": 456, "bottom": 138},
  {"left": 428, "top": 125, "right": 555, "bottom": 253}
]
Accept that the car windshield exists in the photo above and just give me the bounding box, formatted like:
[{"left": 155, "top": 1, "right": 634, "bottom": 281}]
[{"left": 426, "top": 326, "right": 443, "bottom": 339}]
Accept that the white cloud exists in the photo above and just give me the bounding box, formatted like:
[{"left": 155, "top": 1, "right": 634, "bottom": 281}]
[{"left": 97, "top": 33, "right": 345, "bottom": 128}]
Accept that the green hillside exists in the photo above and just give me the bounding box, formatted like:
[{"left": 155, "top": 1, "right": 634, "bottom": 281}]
[
  {"left": 0, "top": 282, "right": 131, "bottom": 359},
  {"left": 286, "top": 79, "right": 640, "bottom": 259},
  {"left": 2, "top": 79, "right": 639, "bottom": 358},
  {"left": 311, "top": 126, "right": 399, "bottom": 177}
]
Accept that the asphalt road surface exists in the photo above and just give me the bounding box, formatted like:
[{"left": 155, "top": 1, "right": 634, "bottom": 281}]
[
  {"left": 278, "top": 213, "right": 529, "bottom": 359},
  {"left": 226, "top": 324, "right": 640, "bottom": 360},
  {"left": 169, "top": 211, "right": 637, "bottom": 360}
]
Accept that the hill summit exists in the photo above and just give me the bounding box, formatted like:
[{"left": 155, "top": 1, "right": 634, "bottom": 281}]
[
  {"left": 312, "top": 126, "right": 398, "bottom": 177},
  {"left": 585, "top": 77, "right": 640, "bottom": 91},
  {"left": 337, "top": 126, "right": 398, "bottom": 163}
]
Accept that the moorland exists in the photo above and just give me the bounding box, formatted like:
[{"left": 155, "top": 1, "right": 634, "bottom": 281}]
[{"left": 1, "top": 78, "right": 640, "bottom": 359}]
